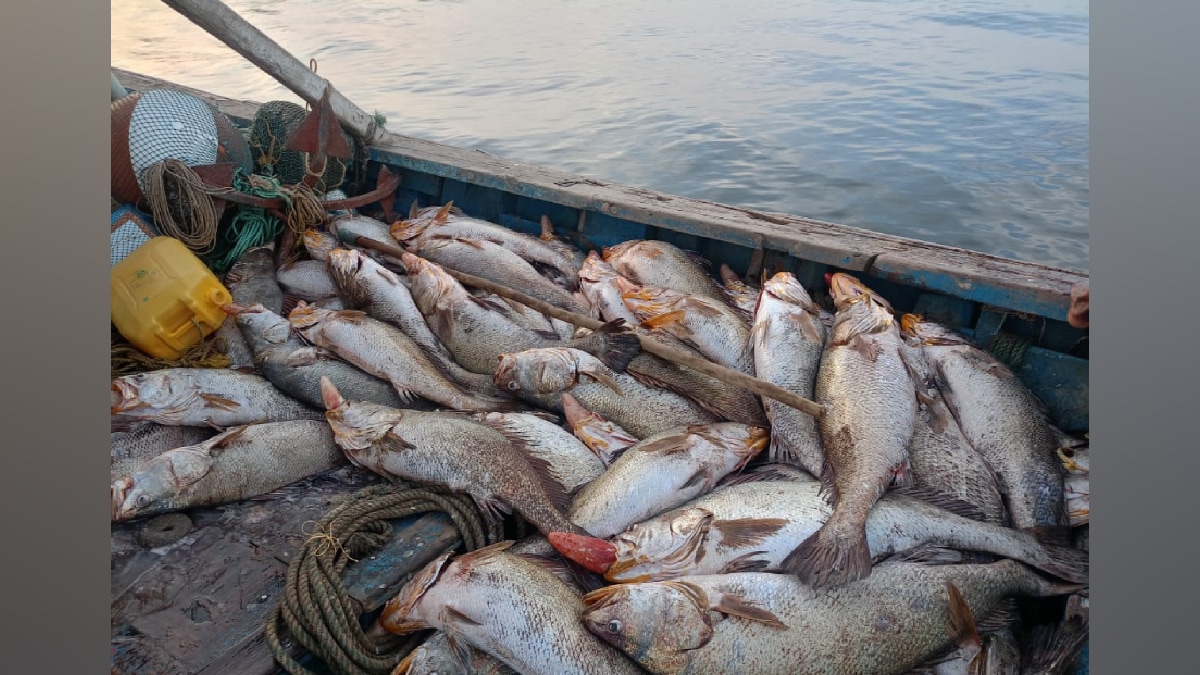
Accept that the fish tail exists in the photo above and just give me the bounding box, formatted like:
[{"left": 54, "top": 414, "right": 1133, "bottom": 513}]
[
  {"left": 574, "top": 320, "right": 642, "bottom": 372},
  {"left": 780, "top": 513, "right": 872, "bottom": 588},
  {"left": 1028, "top": 531, "right": 1090, "bottom": 584},
  {"left": 1020, "top": 608, "right": 1089, "bottom": 674}
]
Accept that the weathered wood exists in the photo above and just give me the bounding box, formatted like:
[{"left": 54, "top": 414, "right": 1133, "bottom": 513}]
[
  {"left": 110, "top": 467, "right": 459, "bottom": 675},
  {"left": 111, "top": 69, "right": 1088, "bottom": 322},
  {"left": 156, "top": 0, "right": 385, "bottom": 143},
  {"left": 346, "top": 234, "right": 827, "bottom": 421}
]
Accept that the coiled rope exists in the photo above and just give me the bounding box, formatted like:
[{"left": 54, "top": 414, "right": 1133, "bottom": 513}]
[
  {"left": 143, "top": 159, "right": 221, "bottom": 255},
  {"left": 265, "top": 481, "right": 503, "bottom": 675},
  {"left": 110, "top": 325, "right": 230, "bottom": 377}
]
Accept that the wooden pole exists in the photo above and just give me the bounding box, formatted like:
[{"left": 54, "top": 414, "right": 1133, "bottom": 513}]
[
  {"left": 160, "top": 0, "right": 386, "bottom": 143},
  {"left": 345, "top": 233, "right": 827, "bottom": 421}
]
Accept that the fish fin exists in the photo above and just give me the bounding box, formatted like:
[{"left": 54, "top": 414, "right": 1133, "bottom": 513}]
[
  {"left": 210, "top": 424, "right": 252, "bottom": 450},
  {"left": 886, "top": 544, "right": 965, "bottom": 566},
  {"left": 457, "top": 540, "right": 516, "bottom": 566},
  {"left": 332, "top": 309, "right": 369, "bottom": 322},
  {"left": 719, "top": 552, "right": 772, "bottom": 574},
  {"left": 816, "top": 455, "right": 839, "bottom": 506},
  {"left": 681, "top": 467, "right": 716, "bottom": 491},
  {"left": 891, "top": 457, "right": 915, "bottom": 489},
  {"left": 975, "top": 598, "right": 1020, "bottom": 635},
  {"left": 635, "top": 432, "right": 696, "bottom": 456},
  {"left": 847, "top": 333, "right": 881, "bottom": 362},
  {"left": 718, "top": 464, "right": 799, "bottom": 487},
  {"left": 891, "top": 486, "right": 992, "bottom": 523},
  {"left": 282, "top": 346, "right": 322, "bottom": 367},
  {"left": 199, "top": 393, "right": 242, "bottom": 411},
  {"left": 1025, "top": 525, "right": 1075, "bottom": 548},
  {"left": 711, "top": 518, "right": 789, "bottom": 548},
  {"left": 710, "top": 592, "right": 787, "bottom": 630},
  {"left": 1028, "top": 532, "right": 1090, "bottom": 584},
  {"left": 946, "top": 581, "right": 983, "bottom": 651},
  {"left": 793, "top": 312, "right": 825, "bottom": 346},
  {"left": 438, "top": 628, "right": 475, "bottom": 675},
  {"left": 639, "top": 309, "right": 688, "bottom": 331},
  {"left": 570, "top": 319, "right": 640, "bottom": 373},
  {"left": 780, "top": 517, "right": 872, "bottom": 588},
  {"left": 442, "top": 606, "right": 483, "bottom": 627},
  {"left": 280, "top": 294, "right": 303, "bottom": 317},
  {"left": 488, "top": 425, "right": 574, "bottom": 514},
  {"left": 573, "top": 369, "right": 627, "bottom": 403},
  {"left": 382, "top": 431, "right": 417, "bottom": 451},
  {"left": 1020, "top": 611, "right": 1089, "bottom": 675},
  {"left": 767, "top": 426, "right": 801, "bottom": 466}
]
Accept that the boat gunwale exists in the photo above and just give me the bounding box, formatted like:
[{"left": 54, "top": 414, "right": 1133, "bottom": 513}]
[{"left": 111, "top": 68, "right": 1089, "bottom": 324}]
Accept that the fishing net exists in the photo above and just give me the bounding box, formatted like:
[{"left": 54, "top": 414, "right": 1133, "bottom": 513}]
[{"left": 249, "top": 100, "right": 355, "bottom": 194}]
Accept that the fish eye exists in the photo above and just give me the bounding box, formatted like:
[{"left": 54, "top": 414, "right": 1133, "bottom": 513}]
[
  {"left": 607, "top": 619, "right": 623, "bottom": 634},
  {"left": 507, "top": 381, "right": 520, "bottom": 391},
  {"left": 135, "top": 494, "right": 151, "bottom": 508}
]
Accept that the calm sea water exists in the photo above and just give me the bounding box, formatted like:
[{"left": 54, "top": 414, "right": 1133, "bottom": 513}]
[{"left": 111, "top": 0, "right": 1089, "bottom": 271}]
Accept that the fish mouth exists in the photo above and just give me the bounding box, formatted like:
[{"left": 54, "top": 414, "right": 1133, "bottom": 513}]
[
  {"left": 220, "top": 302, "right": 265, "bottom": 316},
  {"left": 829, "top": 273, "right": 891, "bottom": 312},
  {"left": 379, "top": 549, "right": 454, "bottom": 634},
  {"left": 492, "top": 355, "right": 521, "bottom": 393},
  {"left": 111, "top": 380, "right": 138, "bottom": 413},
  {"left": 548, "top": 532, "right": 618, "bottom": 575},
  {"left": 319, "top": 376, "right": 346, "bottom": 412},
  {"left": 325, "top": 247, "right": 363, "bottom": 274},
  {"left": 899, "top": 313, "right": 923, "bottom": 336},
  {"left": 745, "top": 426, "right": 771, "bottom": 456},
  {"left": 397, "top": 251, "right": 427, "bottom": 276},
  {"left": 111, "top": 477, "right": 134, "bottom": 521},
  {"left": 286, "top": 302, "right": 323, "bottom": 329}
]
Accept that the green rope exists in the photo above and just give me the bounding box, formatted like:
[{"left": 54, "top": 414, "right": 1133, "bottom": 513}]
[
  {"left": 988, "top": 331, "right": 1033, "bottom": 370},
  {"left": 201, "top": 169, "right": 287, "bottom": 274},
  {"left": 265, "top": 481, "right": 503, "bottom": 675}
]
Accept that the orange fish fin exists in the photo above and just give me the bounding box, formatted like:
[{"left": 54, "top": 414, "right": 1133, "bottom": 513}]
[
  {"left": 711, "top": 518, "right": 789, "bottom": 548},
  {"left": 199, "top": 393, "right": 242, "bottom": 411},
  {"left": 711, "top": 592, "right": 787, "bottom": 630}
]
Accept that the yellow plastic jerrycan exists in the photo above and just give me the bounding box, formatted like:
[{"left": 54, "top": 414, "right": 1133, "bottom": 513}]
[{"left": 111, "top": 236, "right": 232, "bottom": 360}]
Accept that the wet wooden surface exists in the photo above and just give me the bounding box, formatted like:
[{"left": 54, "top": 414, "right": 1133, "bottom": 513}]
[{"left": 111, "top": 466, "right": 461, "bottom": 675}]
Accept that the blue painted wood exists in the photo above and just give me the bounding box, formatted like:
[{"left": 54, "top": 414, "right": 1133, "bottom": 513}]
[
  {"left": 911, "top": 292, "right": 978, "bottom": 329},
  {"left": 578, "top": 212, "right": 647, "bottom": 250},
  {"left": 498, "top": 213, "right": 545, "bottom": 238},
  {"left": 868, "top": 260, "right": 1072, "bottom": 323}
]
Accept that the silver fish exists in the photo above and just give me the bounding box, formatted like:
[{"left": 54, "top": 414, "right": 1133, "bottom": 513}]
[
  {"left": 565, "top": 423, "right": 769, "bottom": 538},
  {"left": 470, "top": 411, "right": 607, "bottom": 494},
  {"left": 111, "top": 420, "right": 344, "bottom": 521},
  {"left": 782, "top": 273, "right": 919, "bottom": 588},
  {"left": 581, "top": 561, "right": 1081, "bottom": 675},
  {"left": 378, "top": 542, "right": 645, "bottom": 675},
  {"left": 111, "top": 422, "right": 216, "bottom": 483},
  {"left": 288, "top": 304, "right": 517, "bottom": 412},
  {"left": 111, "top": 368, "right": 323, "bottom": 427},
  {"left": 277, "top": 259, "right": 339, "bottom": 301},
  {"left": 720, "top": 263, "right": 760, "bottom": 315},
  {"left": 620, "top": 278, "right": 755, "bottom": 375},
  {"left": 603, "top": 239, "right": 727, "bottom": 302},
  {"left": 394, "top": 631, "right": 516, "bottom": 675},
  {"left": 325, "top": 247, "right": 506, "bottom": 397},
  {"left": 550, "top": 476, "right": 1088, "bottom": 586},
  {"left": 225, "top": 246, "right": 285, "bottom": 316},
  {"left": 494, "top": 347, "right": 720, "bottom": 439},
  {"left": 750, "top": 272, "right": 828, "bottom": 475},
  {"left": 320, "top": 378, "right": 584, "bottom": 537},
  {"left": 903, "top": 315, "right": 1067, "bottom": 530},
  {"left": 224, "top": 302, "right": 413, "bottom": 411},
  {"left": 561, "top": 392, "right": 640, "bottom": 466}
]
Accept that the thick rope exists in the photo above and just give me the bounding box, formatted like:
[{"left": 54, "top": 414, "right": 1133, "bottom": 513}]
[
  {"left": 111, "top": 325, "right": 230, "bottom": 377},
  {"left": 987, "top": 331, "right": 1033, "bottom": 370},
  {"left": 142, "top": 159, "right": 220, "bottom": 255},
  {"left": 265, "top": 481, "right": 503, "bottom": 675}
]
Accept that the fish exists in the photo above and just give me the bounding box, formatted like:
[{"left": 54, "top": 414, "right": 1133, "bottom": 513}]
[
  {"left": 494, "top": 347, "right": 720, "bottom": 439},
  {"left": 781, "top": 273, "right": 919, "bottom": 588},
  {"left": 905, "top": 591, "right": 1023, "bottom": 675},
  {"left": 719, "top": 263, "right": 760, "bottom": 315},
  {"left": 1019, "top": 602, "right": 1089, "bottom": 675},
  {"left": 470, "top": 411, "right": 607, "bottom": 494},
  {"left": 407, "top": 234, "right": 589, "bottom": 314},
  {"left": 111, "top": 422, "right": 216, "bottom": 483},
  {"left": 903, "top": 315, "right": 1067, "bottom": 530},
  {"left": 377, "top": 542, "right": 645, "bottom": 675},
  {"left": 580, "top": 560, "right": 1082, "bottom": 675},
  {"left": 210, "top": 319, "right": 257, "bottom": 371},
  {"left": 288, "top": 304, "right": 517, "bottom": 412},
  {"left": 603, "top": 239, "right": 727, "bottom": 302},
  {"left": 224, "top": 302, "right": 414, "bottom": 410},
  {"left": 561, "top": 392, "right": 640, "bottom": 466},
  {"left": 320, "top": 378, "right": 585, "bottom": 537},
  {"left": 110, "top": 420, "right": 344, "bottom": 521},
  {"left": 393, "top": 631, "right": 517, "bottom": 675},
  {"left": 328, "top": 214, "right": 409, "bottom": 268},
  {"left": 392, "top": 202, "right": 583, "bottom": 290},
  {"left": 749, "top": 271, "right": 828, "bottom": 476},
  {"left": 1064, "top": 474, "right": 1089, "bottom": 528},
  {"left": 224, "top": 246, "right": 285, "bottom": 316},
  {"left": 301, "top": 228, "right": 339, "bottom": 262},
  {"left": 276, "top": 258, "right": 339, "bottom": 301},
  {"left": 549, "top": 476, "right": 1088, "bottom": 585},
  {"left": 564, "top": 423, "right": 769, "bottom": 539},
  {"left": 620, "top": 278, "right": 755, "bottom": 375},
  {"left": 324, "top": 247, "right": 507, "bottom": 397},
  {"left": 111, "top": 368, "right": 324, "bottom": 428},
  {"left": 400, "top": 252, "right": 639, "bottom": 377}
]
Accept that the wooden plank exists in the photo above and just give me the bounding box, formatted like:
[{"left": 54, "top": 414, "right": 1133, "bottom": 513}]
[
  {"left": 112, "top": 68, "right": 1089, "bottom": 322},
  {"left": 111, "top": 466, "right": 461, "bottom": 675}
]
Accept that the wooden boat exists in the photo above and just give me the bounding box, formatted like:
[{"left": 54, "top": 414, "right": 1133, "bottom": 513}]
[{"left": 110, "top": 69, "right": 1089, "bottom": 675}]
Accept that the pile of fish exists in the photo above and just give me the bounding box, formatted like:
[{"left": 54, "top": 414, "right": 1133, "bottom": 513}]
[{"left": 110, "top": 202, "right": 1090, "bottom": 675}]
